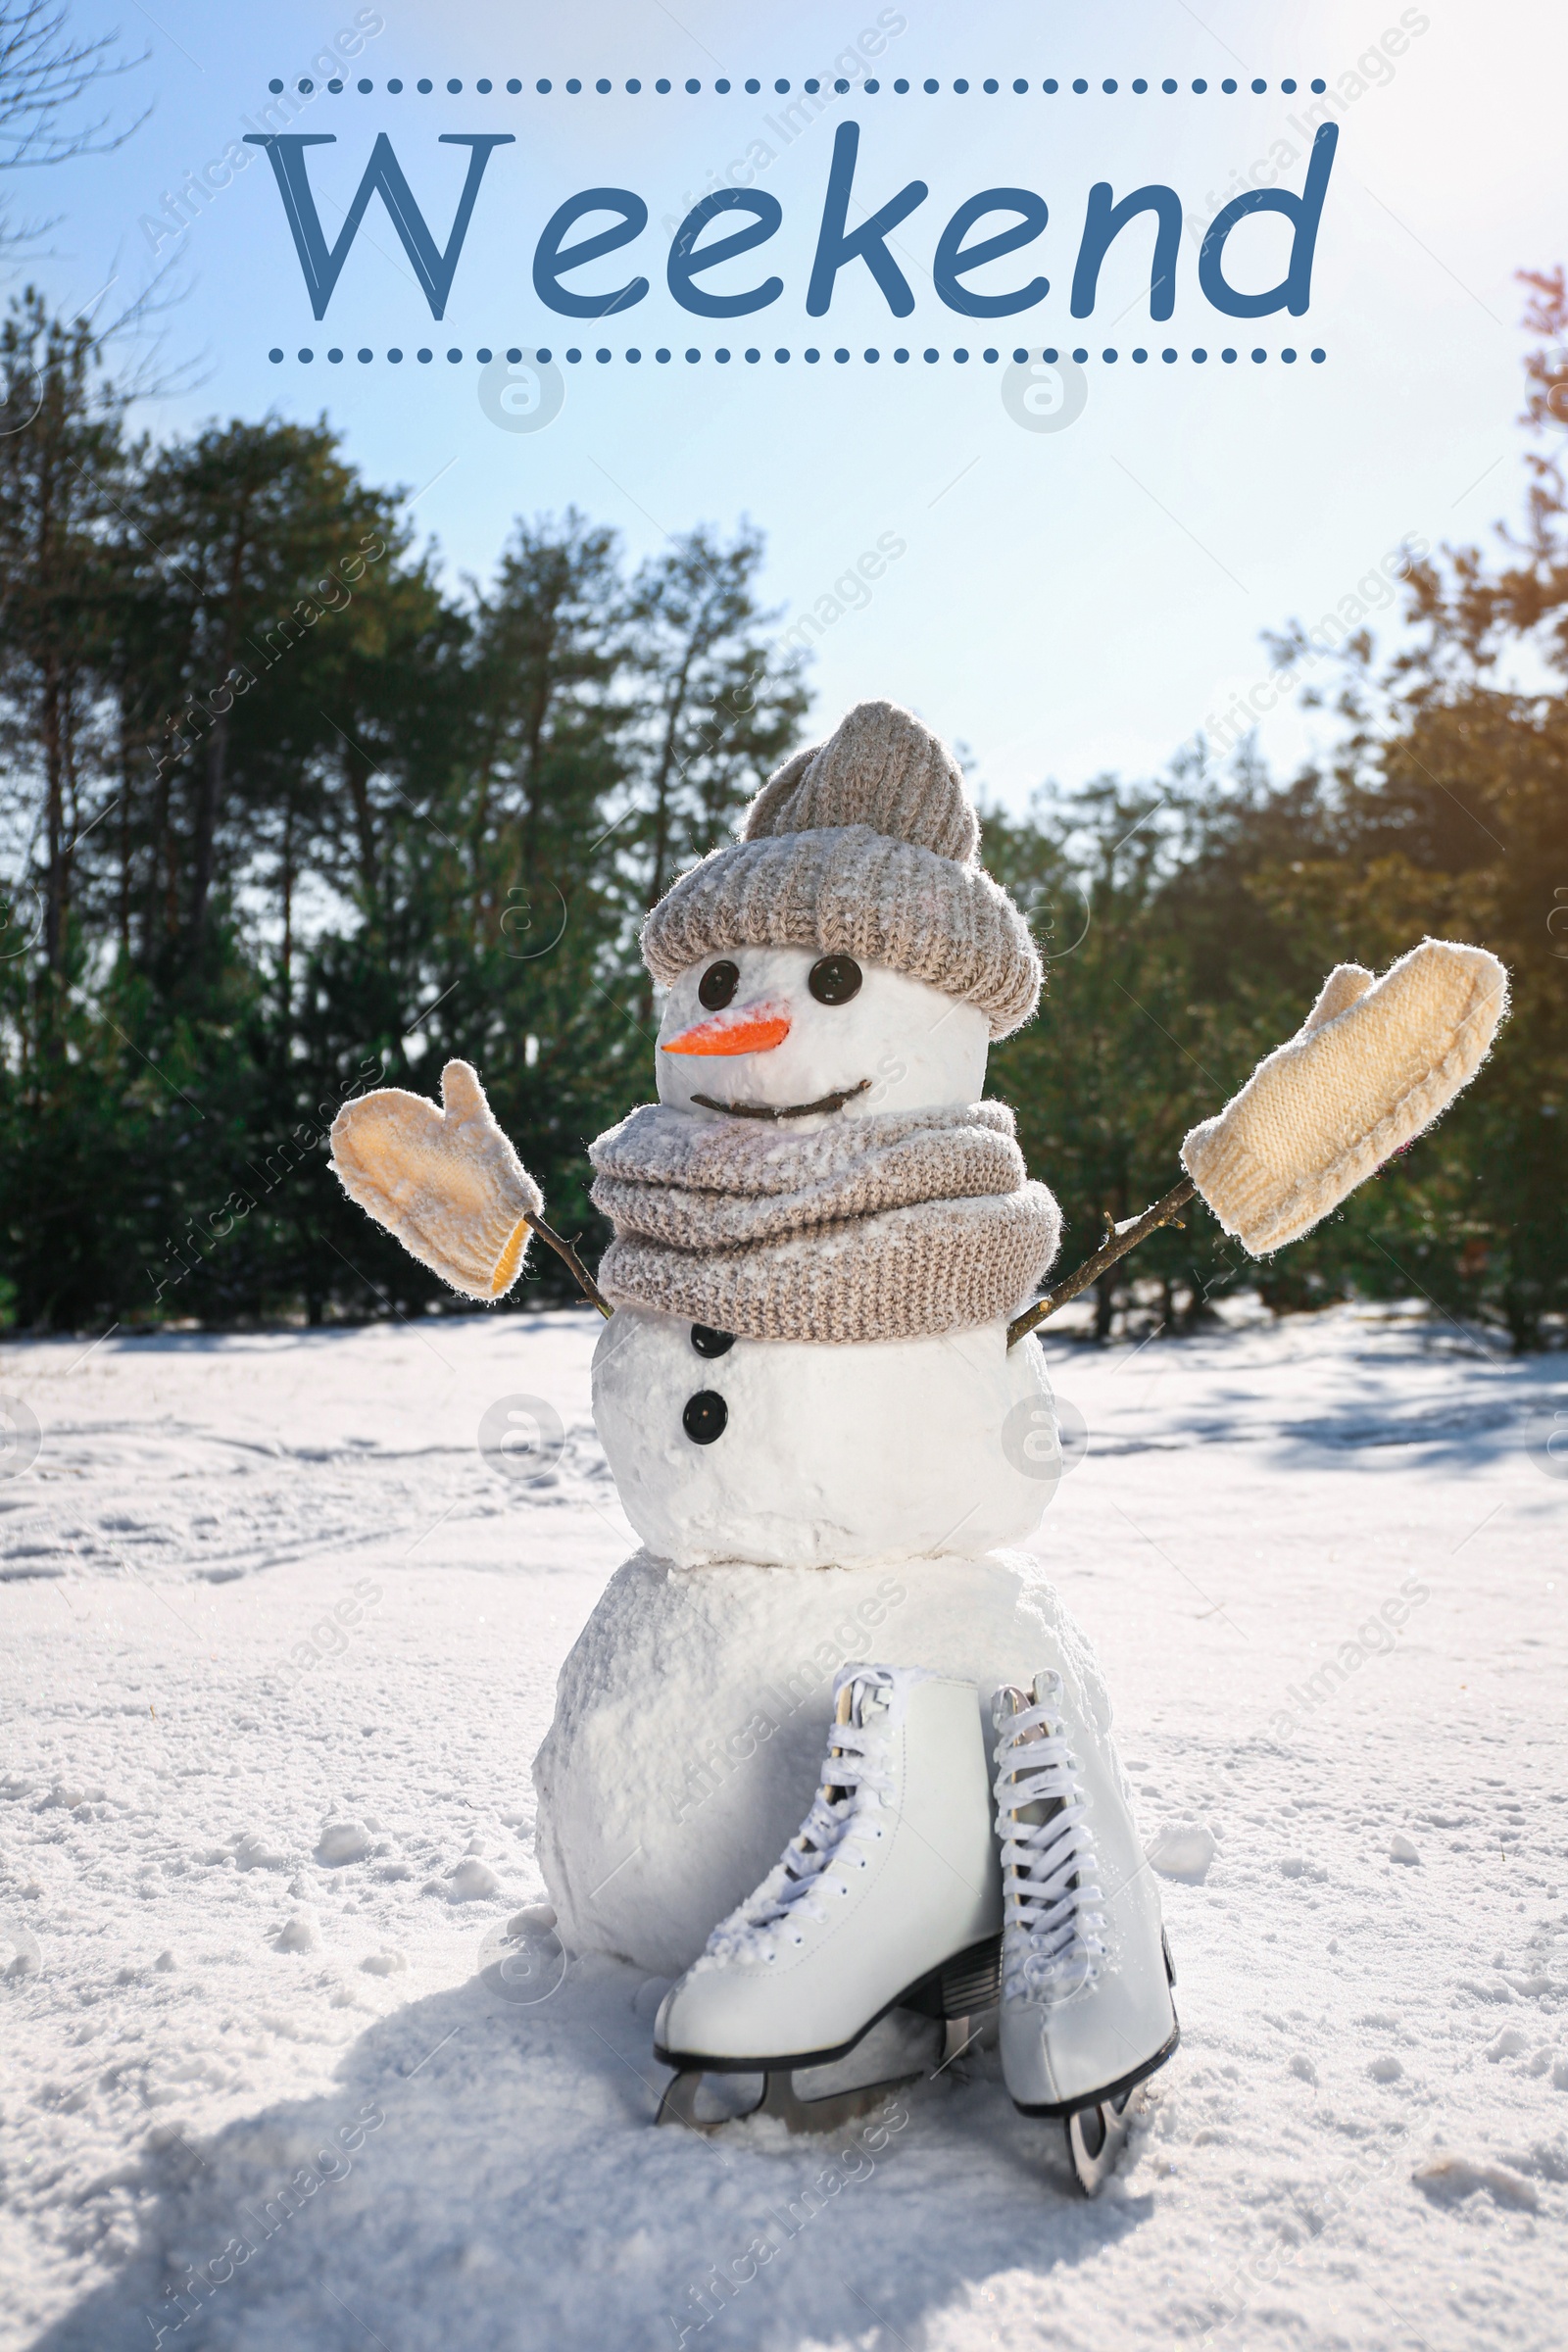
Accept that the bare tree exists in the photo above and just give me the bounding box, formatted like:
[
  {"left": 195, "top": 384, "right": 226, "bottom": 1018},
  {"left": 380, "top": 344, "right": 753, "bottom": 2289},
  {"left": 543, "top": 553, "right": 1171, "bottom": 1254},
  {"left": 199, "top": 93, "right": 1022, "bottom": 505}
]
[{"left": 0, "top": 3, "right": 146, "bottom": 250}]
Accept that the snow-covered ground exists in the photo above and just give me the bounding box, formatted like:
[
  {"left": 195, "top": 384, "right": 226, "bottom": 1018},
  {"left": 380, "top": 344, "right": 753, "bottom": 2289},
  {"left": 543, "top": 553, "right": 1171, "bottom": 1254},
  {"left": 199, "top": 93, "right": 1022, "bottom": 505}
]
[{"left": 1, "top": 1301, "right": 1565, "bottom": 2352}]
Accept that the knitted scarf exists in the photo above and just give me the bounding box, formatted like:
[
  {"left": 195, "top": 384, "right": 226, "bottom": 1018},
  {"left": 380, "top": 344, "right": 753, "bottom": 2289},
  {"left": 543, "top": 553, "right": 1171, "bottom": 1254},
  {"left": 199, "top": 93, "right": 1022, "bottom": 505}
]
[{"left": 590, "top": 1100, "right": 1060, "bottom": 1344}]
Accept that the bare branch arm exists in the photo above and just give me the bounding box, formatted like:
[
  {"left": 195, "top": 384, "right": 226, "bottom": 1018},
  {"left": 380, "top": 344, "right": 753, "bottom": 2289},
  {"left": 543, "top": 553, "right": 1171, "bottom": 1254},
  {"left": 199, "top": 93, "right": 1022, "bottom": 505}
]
[
  {"left": 1006, "top": 1176, "right": 1197, "bottom": 1348},
  {"left": 525, "top": 1212, "right": 612, "bottom": 1319}
]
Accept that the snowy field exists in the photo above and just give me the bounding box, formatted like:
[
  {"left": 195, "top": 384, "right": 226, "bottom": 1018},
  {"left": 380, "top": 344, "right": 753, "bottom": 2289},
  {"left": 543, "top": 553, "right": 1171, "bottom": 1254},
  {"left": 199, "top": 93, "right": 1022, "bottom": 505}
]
[{"left": 1, "top": 1301, "right": 1566, "bottom": 2352}]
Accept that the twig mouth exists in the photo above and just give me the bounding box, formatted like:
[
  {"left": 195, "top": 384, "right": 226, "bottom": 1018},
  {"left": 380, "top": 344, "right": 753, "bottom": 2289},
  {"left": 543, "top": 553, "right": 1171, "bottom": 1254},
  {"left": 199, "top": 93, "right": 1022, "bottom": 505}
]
[{"left": 689, "top": 1079, "right": 872, "bottom": 1122}]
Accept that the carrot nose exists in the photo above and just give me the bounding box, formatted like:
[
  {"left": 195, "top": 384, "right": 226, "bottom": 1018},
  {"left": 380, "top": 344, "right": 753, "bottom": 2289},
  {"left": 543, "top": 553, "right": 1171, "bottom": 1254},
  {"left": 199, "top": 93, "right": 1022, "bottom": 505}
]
[{"left": 662, "top": 1000, "right": 792, "bottom": 1056}]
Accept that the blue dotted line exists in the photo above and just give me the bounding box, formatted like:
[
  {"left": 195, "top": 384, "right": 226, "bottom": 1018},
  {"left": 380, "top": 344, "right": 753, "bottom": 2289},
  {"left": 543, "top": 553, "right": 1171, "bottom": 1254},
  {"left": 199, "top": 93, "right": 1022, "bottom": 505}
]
[
  {"left": 269, "top": 74, "right": 1331, "bottom": 97},
  {"left": 270, "top": 343, "right": 1329, "bottom": 365}
]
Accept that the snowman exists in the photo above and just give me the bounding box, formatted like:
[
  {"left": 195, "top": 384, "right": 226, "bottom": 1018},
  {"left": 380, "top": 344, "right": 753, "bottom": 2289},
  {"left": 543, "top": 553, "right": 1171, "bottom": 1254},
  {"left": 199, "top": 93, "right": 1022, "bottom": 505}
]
[{"left": 331, "top": 700, "right": 1505, "bottom": 2186}]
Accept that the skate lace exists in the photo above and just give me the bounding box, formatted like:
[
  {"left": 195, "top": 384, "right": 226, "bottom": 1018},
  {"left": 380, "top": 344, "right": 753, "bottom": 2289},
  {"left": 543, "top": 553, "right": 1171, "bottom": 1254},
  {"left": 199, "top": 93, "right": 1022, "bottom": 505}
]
[
  {"left": 993, "top": 1690, "right": 1108, "bottom": 2005},
  {"left": 699, "top": 1670, "right": 900, "bottom": 1966}
]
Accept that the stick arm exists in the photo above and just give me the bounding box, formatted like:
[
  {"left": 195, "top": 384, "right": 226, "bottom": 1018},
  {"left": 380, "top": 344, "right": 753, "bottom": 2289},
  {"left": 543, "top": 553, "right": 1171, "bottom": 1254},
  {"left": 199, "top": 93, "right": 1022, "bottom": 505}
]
[
  {"left": 524, "top": 1213, "right": 612, "bottom": 1318},
  {"left": 1006, "top": 1177, "right": 1196, "bottom": 1347}
]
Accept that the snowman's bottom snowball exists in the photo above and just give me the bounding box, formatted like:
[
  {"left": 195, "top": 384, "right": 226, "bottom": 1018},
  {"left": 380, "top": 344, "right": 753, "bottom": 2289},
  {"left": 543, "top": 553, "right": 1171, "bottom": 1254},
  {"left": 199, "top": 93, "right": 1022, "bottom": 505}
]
[{"left": 532, "top": 1546, "right": 1112, "bottom": 1977}]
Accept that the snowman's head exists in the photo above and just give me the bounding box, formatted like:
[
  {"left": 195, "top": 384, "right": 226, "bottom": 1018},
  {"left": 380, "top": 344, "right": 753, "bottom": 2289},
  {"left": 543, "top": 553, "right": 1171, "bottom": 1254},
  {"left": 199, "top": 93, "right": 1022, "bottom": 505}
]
[
  {"left": 656, "top": 943, "right": 989, "bottom": 1122},
  {"left": 641, "top": 701, "right": 1043, "bottom": 1108}
]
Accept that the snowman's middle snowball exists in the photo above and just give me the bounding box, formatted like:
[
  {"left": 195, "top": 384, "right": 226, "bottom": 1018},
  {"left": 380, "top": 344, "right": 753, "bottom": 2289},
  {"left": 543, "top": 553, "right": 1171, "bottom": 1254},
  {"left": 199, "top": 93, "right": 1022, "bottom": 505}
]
[{"left": 594, "top": 1306, "right": 1059, "bottom": 1567}]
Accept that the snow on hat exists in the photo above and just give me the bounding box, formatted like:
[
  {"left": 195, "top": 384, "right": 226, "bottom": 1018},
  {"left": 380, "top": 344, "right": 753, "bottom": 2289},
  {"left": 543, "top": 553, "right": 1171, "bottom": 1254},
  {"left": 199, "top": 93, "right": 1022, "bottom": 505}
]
[{"left": 640, "top": 699, "right": 1043, "bottom": 1038}]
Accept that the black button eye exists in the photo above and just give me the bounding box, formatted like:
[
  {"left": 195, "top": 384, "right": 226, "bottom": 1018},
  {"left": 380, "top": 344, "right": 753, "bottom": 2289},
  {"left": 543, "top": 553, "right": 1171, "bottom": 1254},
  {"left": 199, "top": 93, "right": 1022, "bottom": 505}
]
[
  {"left": 808, "top": 955, "right": 862, "bottom": 1005},
  {"left": 698, "top": 959, "right": 740, "bottom": 1011},
  {"left": 683, "top": 1391, "right": 728, "bottom": 1445},
  {"left": 690, "top": 1325, "right": 735, "bottom": 1358}
]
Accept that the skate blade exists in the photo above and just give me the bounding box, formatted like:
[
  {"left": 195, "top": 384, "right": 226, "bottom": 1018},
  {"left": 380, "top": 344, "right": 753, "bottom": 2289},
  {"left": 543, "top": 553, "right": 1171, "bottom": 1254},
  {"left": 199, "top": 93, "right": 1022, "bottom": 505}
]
[
  {"left": 1064, "top": 2081, "right": 1146, "bottom": 2197},
  {"left": 656, "top": 2007, "right": 994, "bottom": 2137},
  {"left": 656, "top": 2063, "right": 918, "bottom": 2136}
]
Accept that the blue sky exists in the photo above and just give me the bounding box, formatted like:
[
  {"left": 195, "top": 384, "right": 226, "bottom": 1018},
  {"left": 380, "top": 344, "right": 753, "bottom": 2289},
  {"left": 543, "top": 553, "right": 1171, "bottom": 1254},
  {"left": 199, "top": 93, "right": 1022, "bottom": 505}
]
[{"left": 19, "top": 0, "right": 1560, "bottom": 810}]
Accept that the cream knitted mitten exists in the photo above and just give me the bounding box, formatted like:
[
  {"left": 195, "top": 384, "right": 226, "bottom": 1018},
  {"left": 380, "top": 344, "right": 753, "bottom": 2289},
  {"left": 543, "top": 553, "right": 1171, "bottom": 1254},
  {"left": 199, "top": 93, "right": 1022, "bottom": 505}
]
[
  {"left": 1181, "top": 938, "right": 1509, "bottom": 1255},
  {"left": 330, "top": 1060, "right": 544, "bottom": 1299}
]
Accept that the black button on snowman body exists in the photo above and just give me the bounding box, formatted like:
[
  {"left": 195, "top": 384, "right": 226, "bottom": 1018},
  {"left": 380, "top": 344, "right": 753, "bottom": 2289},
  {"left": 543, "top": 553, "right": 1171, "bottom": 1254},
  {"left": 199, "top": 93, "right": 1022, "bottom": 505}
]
[{"left": 683, "top": 1324, "right": 733, "bottom": 1444}]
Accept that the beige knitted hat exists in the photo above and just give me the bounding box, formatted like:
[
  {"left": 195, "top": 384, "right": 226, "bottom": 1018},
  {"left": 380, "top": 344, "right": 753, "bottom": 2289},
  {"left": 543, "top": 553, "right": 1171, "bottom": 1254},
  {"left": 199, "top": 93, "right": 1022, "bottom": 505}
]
[{"left": 640, "top": 699, "right": 1043, "bottom": 1038}]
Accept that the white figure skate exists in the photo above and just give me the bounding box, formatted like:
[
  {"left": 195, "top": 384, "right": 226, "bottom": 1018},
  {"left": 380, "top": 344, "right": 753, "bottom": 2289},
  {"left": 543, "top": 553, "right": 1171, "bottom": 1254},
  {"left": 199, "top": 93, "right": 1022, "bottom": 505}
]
[
  {"left": 992, "top": 1672, "right": 1179, "bottom": 2194},
  {"left": 654, "top": 1664, "right": 1002, "bottom": 2133}
]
